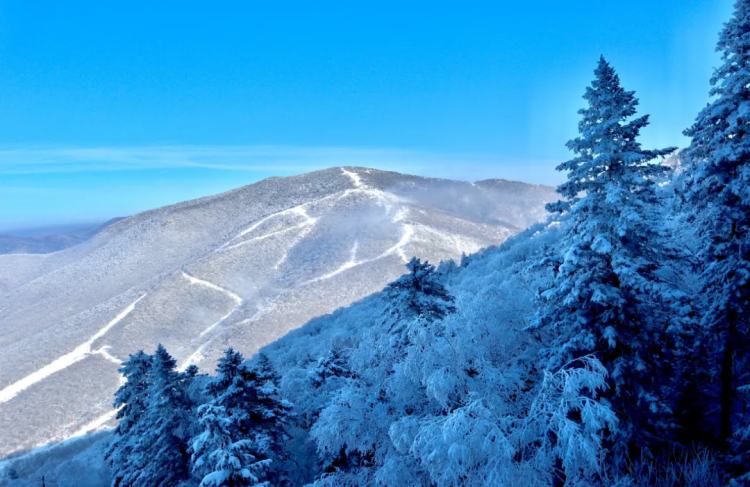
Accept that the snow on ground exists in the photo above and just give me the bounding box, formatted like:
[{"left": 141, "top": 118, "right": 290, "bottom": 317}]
[
  {"left": 303, "top": 223, "right": 415, "bottom": 285},
  {"left": 220, "top": 221, "right": 314, "bottom": 252},
  {"left": 390, "top": 223, "right": 415, "bottom": 263},
  {"left": 68, "top": 410, "right": 118, "bottom": 439},
  {"left": 416, "top": 223, "right": 483, "bottom": 255},
  {"left": 305, "top": 241, "right": 360, "bottom": 283},
  {"left": 181, "top": 271, "right": 242, "bottom": 305},
  {"left": 0, "top": 294, "right": 146, "bottom": 404},
  {"left": 216, "top": 206, "right": 317, "bottom": 253},
  {"left": 341, "top": 167, "right": 364, "bottom": 188},
  {"left": 179, "top": 271, "right": 246, "bottom": 369},
  {"left": 95, "top": 346, "right": 123, "bottom": 366}
]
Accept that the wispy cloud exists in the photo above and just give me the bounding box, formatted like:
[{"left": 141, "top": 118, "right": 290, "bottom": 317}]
[
  {"left": 0, "top": 145, "right": 560, "bottom": 178},
  {"left": 0, "top": 145, "right": 437, "bottom": 175},
  {"left": 0, "top": 145, "right": 559, "bottom": 184}
]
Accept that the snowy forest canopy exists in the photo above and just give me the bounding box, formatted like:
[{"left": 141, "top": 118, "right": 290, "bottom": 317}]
[{"left": 105, "top": 2, "right": 750, "bottom": 486}]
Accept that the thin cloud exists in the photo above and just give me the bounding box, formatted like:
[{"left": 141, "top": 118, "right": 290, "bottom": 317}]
[
  {"left": 0, "top": 145, "right": 560, "bottom": 184},
  {"left": 0, "top": 145, "right": 426, "bottom": 174}
]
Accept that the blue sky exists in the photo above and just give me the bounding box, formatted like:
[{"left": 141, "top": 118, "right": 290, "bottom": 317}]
[{"left": 0, "top": 1, "right": 732, "bottom": 230}]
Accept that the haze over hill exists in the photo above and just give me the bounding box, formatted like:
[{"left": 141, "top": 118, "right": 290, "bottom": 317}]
[
  {"left": 0, "top": 166, "right": 555, "bottom": 457},
  {"left": 0, "top": 220, "right": 122, "bottom": 255}
]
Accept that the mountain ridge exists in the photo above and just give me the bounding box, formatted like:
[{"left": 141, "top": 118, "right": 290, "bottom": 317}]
[{"left": 0, "top": 166, "right": 555, "bottom": 457}]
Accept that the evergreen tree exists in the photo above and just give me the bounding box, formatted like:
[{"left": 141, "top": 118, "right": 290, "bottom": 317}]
[
  {"left": 683, "top": 0, "right": 750, "bottom": 478},
  {"left": 536, "top": 57, "right": 677, "bottom": 462},
  {"left": 106, "top": 350, "right": 152, "bottom": 487},
  {"left": 208, "top": 348, "right": 247, "bottom": 408},
  {"left": 195, "top": 349, "right": 262, "bottom": 446},
  {"left": 131, "top": 345, "right": 195, "bottom": 487},
  {"left": 192, "top": 349, "right": 291, "bottom": 486},
  {"left": 309, "top": 347, "right": 352, "bottom": 389},
  {"left": 192, "top": 403, "right": 272, "bottom": 487},
  {"left": 246, "top": 353, "right": 293, "bottom": 474},
  {"left": 386, "top": 257, "right": 455, "bottom": 320}
]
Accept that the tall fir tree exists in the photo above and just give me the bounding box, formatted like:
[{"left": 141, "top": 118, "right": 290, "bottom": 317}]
[
  {"left": 192, "top": 403, "right": 272, "bottom": 487},
  {"left": 207, "top": 347, "right": 247, "bottom": 409},
  {"left": 536, "top": 57, "right": 677, "bottom": 461},
  {"left": 106, "top": 350, "right": 152, "bottom": 487},
  {"left": 192, "top": 349, "right": 291, "bottom": 486},
  {"left": 683, "top": 0, "right": 750, "bottom": 478},
  {"left": 246, "top": 353, "right": 293, "bottom": 479},
  {"left": 191, "top": 348, "right": 273, "bottom": 487},
  {"left": 131, "top": 345, "right": 195, "bottom": 487}
]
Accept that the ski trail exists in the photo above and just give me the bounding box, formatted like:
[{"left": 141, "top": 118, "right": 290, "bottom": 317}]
[
  {"left": 180, "top": 345, "right": 207, "bottom": 371},
  {"left": 231, "top": 297, "right": 279, "bottom": 331},
  {"left": 0, "top": 293, "right": 146, "bottom": 404},
  {"left": 304, "top": 223, "right": 414, "bottom": 284},
  {"left": 181, "top": 270, "right": 243, "bottom": 336},
  {"left": 216, "top": 178, "right": 397, "bottom": 256},
  {"left": 94, "top": 346, "right": 122, "bottom": 366},
  {"left": 181, "top": 271, "right": 242, "bottom": 305},
  {"left": 220, "top": 221, "right": 313, "bottom": 252},
  {"left": 335, "top": 170, "right": 409, "bottom": 223},
  {"left": 386, "top": 224, "right": 414, "bottom": 263},
  {"left": 391, "top": 208, "right": 412, "bottom": 263},
  {"left": 306, "top": 241, "right": 360, "bottom": 283},
  {"left": 69, "top": 409, "right": 119, "bottom": 438},
  {"left": 216, "top": 206, "right": 315, "bottom": 252},
  {"left": 338, "top": 168, "right": 399, "bottom": 211},
  {"left": 179, "top": 271, "right": 245, "bottom": 369},
  {"left": 273, "top": 224, "right": 316, "bottom": 270},
  {"left": 388, "top": 223, "right": 415, "bottom": 263},
  {"left": 341, "top": 167, "right": 364, "bottom": 188},
  {"left": 198, "top": 307, "right": 239, "bottom": 338}
]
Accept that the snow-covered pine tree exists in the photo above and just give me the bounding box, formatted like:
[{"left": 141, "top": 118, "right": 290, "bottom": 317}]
[
  {"left": 385, "top": 257, "right": 455, "bottom": 320},
  {"left": 208, "top": 347, "right": 246, "bottom": 404},
  {"left": 192, "top": 348, "right": 270, "bottom": 486},
  {"left": 682, "top": 0, "right": 750, "bottom": 478},
  {"left": 536, "top": 57, "right": 677, "bottom": 464},
  {"left": 130, "top": 345, "right": 195, "bottom": 487},
  {"left": 106, "top": 350, "right": 152, "bottom": 487},
  {"left": 309, "top": 347, "right": 352, "bottom": 390},
  {"left": 300, "top": 346, "right": 355, "bottom": 431},
  {"left": 192, "top": 349, "right": 291, "bottom": 486},
  {"left": 246, "top": 353, "right": 292, "bottom": 480},
  {"left": 192, "top": 403, "right": 272, "bottom": 487}
]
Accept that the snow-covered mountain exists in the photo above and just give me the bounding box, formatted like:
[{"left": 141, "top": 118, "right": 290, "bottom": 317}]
[{"left": 0, "top": 167, "right": 555, "bottom": 458}]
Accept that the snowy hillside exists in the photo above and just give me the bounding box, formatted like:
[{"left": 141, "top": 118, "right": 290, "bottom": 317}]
[
  {"left": 0, "top": 167, "right": 555, "bottom": 458},
  {"left": 261, "top": 224, "right": 559, "bottom": 486},
  {"left": 0, "top": 218, "right": 558, "bottom": 487}
]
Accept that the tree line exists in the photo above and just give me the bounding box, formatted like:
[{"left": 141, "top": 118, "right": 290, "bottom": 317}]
[{"left": 106, "top": 346, "right": 291, "bottom": 486}]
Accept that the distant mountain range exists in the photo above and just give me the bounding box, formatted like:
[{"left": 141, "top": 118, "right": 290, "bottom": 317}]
[
  {"left": 0, "top": 167, "right": 555, "bottom": 457},
  {"left": 0, "top": 220, "right": 122, "bottom": 255}
]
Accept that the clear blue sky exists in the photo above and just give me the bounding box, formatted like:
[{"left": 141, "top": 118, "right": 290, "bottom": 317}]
[{"left": 0, "top": 0, "right": 732, "bottom": 231}]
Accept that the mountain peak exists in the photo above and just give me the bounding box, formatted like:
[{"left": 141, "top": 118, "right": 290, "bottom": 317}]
[{"left": 0, "top": 167, "right": 555, "bottom": 456}]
